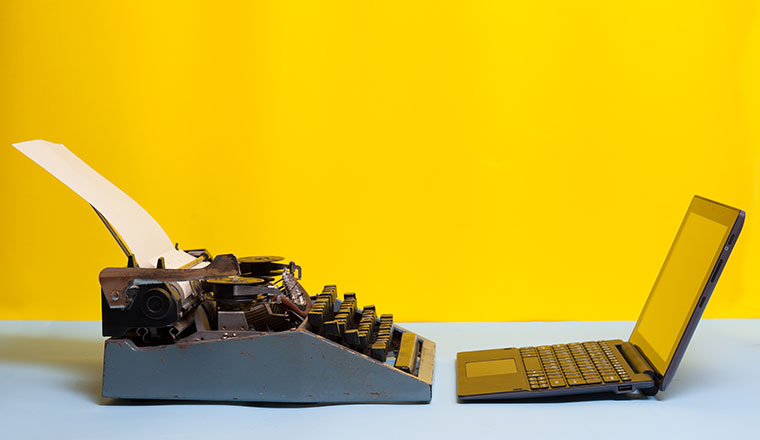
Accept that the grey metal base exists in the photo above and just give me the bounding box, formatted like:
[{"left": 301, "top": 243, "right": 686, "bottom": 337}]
[{"left": 102, "top": 326, "right": 434, "bottom": 403}]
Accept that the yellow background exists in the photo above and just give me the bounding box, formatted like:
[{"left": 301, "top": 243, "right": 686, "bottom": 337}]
[{"left": 1, "top": 1, "right": 758, "bottom": 322}]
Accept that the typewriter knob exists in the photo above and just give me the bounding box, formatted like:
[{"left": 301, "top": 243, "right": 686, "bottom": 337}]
[{"left": 142, "top": 286, "right": 173, "bottom": 319}]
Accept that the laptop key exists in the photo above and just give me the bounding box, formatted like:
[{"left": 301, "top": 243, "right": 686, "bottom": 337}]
[
  {"left": 602, "top": 375, "right": 619, "bottom": 383},
  {"left": 523, "top": 357, "right": 543, "bottom": 372},
  {"left": 567, "top": 378, "right": 586, "bottom": 386},
  {"left": 549, "top": 378, "right": 566, "bottom": 388}
]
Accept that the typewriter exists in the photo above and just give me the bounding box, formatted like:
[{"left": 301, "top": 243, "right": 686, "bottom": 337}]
[{"left": 13, "top": 140, "right": 435, "bottom": 404}]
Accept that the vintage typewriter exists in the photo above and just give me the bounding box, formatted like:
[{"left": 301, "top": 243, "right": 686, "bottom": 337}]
[{"left": 13, "top": 140, "right": 435, "bottom": 403}]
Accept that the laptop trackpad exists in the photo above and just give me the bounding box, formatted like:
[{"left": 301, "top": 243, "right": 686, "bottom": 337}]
[
  {"left": 466, "top": 358, "right": 518, "bottom": 377},
  {"left": 457, "top": 348, "right": 530, "bottom": 396}
]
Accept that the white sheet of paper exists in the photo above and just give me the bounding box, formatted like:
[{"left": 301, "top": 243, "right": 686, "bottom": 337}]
[{"left": 13, "top": 139, "right": 196, "bottom": 270}]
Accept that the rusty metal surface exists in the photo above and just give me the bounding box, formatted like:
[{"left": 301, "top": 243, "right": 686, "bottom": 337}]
[
  {"left": 102, "top": 327, "right": 434, "bottom": 403},
  {"left": 281, "top": 267, "right": 311, "bottom": 312},
  {"left": 99, "top": 254, "right": 240, "bottom": 309}
]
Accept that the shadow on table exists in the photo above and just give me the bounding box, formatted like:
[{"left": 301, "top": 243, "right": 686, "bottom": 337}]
[
  {"left": 458, "top": 392, "right": 652, "bottom": 404},
  {"left": 0, "top": 335, "right": 104, "bottom": 402},
  {"left": 100, "top": 398, "right": 425, "bottom": 408}
]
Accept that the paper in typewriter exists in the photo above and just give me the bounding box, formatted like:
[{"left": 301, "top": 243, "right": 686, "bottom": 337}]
[{"left": 12, "top": 140, "right": 196, "bottom": 270}]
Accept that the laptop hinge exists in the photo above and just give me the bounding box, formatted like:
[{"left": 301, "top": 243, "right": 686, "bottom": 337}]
[{"left": 618, "top": 342, "right": 655, "bottom": 379}]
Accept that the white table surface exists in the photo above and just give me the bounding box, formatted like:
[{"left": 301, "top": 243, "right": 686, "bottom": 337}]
[{"left": 1, "top": 320, "right": 758, "bottom": 439}]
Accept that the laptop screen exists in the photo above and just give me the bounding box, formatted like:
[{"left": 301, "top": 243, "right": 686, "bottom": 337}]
[{"left": 630, "top": 197, "right": 738, "bottom": 376}]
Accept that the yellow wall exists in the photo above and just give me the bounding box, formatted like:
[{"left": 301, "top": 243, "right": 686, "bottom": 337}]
[{"left": 1, "top": 1, "right": 758, "bottom": 322}]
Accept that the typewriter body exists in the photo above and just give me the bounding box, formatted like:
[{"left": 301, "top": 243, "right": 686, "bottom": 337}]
[{"left": 14, "top": 140, "right": 435, "bottom": 404}]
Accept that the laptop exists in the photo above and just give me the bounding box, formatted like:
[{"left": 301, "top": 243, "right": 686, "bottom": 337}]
[{"left": 457, "top": 196, "right": 744, "bottom": 400}]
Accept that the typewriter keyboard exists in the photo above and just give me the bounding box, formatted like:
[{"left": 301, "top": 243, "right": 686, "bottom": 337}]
[{"left": 307, "top": 285, "right": 421, "bottom": 374}]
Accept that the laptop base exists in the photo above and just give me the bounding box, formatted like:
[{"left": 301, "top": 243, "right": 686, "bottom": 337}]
[{"left": 457, "top": 340, "right": 657, "bottom": 401}]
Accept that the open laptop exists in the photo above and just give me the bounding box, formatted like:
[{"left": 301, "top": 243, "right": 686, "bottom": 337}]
[{"left": 457, "top": 196, "right": 744, "bottom": 400}]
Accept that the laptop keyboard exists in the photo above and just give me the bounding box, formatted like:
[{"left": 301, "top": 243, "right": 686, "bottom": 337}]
[{"left": 519, "top": 342, "right": 632, "bottom": 390}]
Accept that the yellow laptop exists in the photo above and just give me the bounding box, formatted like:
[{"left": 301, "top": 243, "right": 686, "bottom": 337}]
[{"left": 457, "top": 196, "right": 744, "bottom": 400}]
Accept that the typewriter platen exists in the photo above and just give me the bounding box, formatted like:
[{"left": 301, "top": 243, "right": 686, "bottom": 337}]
[{"left": 14, "top": 140, "right": 434, "bottom": 404}]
